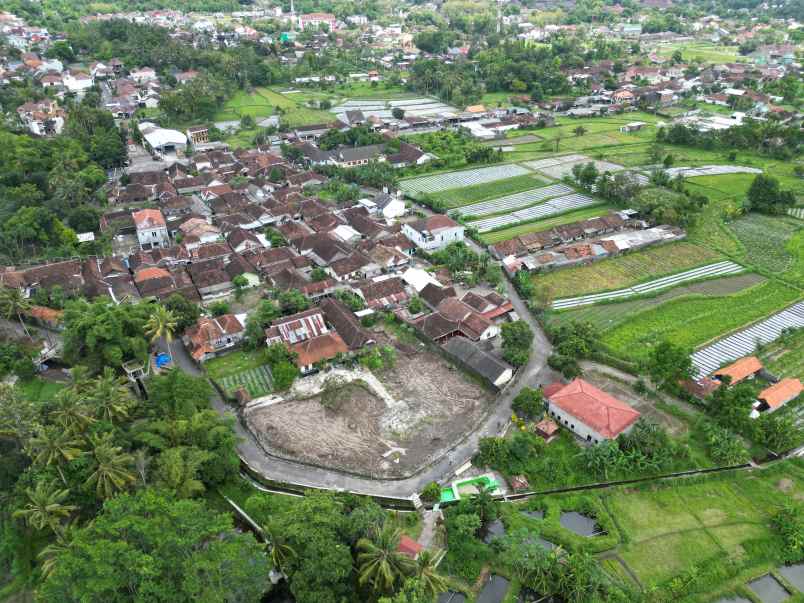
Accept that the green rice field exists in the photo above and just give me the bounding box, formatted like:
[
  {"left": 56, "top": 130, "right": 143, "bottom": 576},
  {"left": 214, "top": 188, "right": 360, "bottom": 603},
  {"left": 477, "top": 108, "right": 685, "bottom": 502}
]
[
  {"left": 729, "top": 213, "right": 803, "bottom": 277},
  {"left": 600, "top": 280, "right": 801, "bottom": 362},
  {"left": 214, "top": 87, "right": 334, "bottom": 127},
  {"left": 533, "top": 242, "right": 720, "bottom": 299}
]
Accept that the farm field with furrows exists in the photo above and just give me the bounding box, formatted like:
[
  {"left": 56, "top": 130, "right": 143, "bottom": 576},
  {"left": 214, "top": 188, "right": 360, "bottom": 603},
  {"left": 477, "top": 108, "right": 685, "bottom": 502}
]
[
  {"left": 600, "top": 280, "right": 801, "bottom": 362},
  {"left": 546, "top": 273, "right": 767, "bottom": 333},
  {"left": 532, "top": 242, "right": 721, "bottom": 299},
  {"left": 469, "top": 192, "right": 600, "bottom": 233},
  {"left": 452, "top": 183, "right": 572, "bottom": 217},
  {"left": 551, "top": 261, "right": 745, "bottom": 309},
  {"left": 478, "top": 205, "right": 614, "bottom": 244},
  {"left": 431, "top": 174, "right": 548, "bottom": 209},
  {"left": 398, "top": 163, "right": 532, "bottom": 195},
  {"left": 690, "top": 302, "right": 804, "bottom": 376}
]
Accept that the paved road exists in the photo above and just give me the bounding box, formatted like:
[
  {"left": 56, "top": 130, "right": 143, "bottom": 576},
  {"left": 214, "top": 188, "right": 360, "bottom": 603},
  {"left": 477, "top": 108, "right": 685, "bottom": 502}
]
[{"left": 164, "top": 261, "right": 557, "bottom": 499}]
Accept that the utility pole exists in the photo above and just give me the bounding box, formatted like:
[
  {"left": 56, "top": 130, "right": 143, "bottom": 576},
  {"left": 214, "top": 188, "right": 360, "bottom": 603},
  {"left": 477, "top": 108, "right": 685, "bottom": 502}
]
[{"left": 497, "top": 0, "right": 503, "bottom": 34}]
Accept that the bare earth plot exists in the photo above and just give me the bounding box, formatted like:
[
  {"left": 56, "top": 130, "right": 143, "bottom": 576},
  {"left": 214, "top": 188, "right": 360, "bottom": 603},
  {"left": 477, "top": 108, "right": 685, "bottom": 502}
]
[{"left": 243, "top": 330, "right": 494, "bottom": 477}]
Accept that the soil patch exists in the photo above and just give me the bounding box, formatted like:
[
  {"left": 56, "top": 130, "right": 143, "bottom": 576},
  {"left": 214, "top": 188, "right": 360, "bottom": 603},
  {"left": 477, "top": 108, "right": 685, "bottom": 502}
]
[{"left": 244, "top": 328, "right": 494, "bottom": 477}]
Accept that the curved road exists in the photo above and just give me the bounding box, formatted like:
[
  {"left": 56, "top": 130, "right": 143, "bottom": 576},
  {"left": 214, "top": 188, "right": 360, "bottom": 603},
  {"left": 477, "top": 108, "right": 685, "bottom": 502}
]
[{"left": 167, "top": 271, "right": 556, "bottom": 499}]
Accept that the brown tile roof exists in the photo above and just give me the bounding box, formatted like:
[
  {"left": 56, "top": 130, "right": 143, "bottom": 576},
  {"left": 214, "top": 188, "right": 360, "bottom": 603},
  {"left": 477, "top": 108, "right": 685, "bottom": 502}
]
[
  {"left": 290, "top": 332, "right": 349, "bottom": 367},
  {"left": 319, "top": 297, "right": 372, "bottom": 350}
]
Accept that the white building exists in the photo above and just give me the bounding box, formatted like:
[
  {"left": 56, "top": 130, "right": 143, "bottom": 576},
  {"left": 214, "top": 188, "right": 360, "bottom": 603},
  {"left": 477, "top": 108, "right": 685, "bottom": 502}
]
[
  {"left": 132, "top": 209, "right": 170, "bottom": 250},
  {"left": 402, "top": 215, "right": 464, "bottom": 252}
]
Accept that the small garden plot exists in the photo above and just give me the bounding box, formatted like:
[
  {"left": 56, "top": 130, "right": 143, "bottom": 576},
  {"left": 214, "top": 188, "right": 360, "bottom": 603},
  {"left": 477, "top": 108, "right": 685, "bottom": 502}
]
[
  {"left": 399, "top": 164, "right": 532, "bottom": 195},
  {"left": 547, "top": 273, "right": 767, "bottom": 333},
  {"left": 219, "top": 365, "right": 273, "bottom": 398},
  {"left": 453, "top": 183, "right": 572, "bottom": 217},
  {"left": 431, "top": 174, "right": 547, "bottom": 209},
  {"left": 729, "top": 213, "right": 802, "bottom": 277},
  {"left": 533, "top": 242, "right": 721, "bottom": 300},
  {"left": 666, "top": 165, "right": 762, "bottom": 179},
  {"left": 601, "top": 280, "right": 801, "bottom": 363}
]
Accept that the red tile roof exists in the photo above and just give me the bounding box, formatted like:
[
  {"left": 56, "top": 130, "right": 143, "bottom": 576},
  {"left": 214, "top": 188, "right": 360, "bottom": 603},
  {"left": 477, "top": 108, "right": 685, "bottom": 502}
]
[
  {"left": 714, "top": 356, "right": 763, "bottom": 384},
  {"left": 132, "top": 208, "right": 166, "bottom": 229},
  {"left": 758, "top": 378, "right": 803, "bottom": 409},
  {"left": 397, "top": 535, "right": 423, "bottom": 559},
  {"left": 290, "top": 332, "right": 348, "bottom": 367},
  {"left": 547, "top": 378, "right": 640, "bottom": 439}
]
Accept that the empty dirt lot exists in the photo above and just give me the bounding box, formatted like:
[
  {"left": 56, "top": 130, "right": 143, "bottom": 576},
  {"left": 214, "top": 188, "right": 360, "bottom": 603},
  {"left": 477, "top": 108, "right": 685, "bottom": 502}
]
[{"left": 244, "top": 329, "right": 495, "bottom": 477}]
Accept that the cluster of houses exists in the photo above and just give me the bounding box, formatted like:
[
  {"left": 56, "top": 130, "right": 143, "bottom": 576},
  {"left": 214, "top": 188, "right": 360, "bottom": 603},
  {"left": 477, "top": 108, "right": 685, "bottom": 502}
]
[
  {"left": 0, "top": 136, "right": 521, "bottom": 385},
  {"left": 683, "top": 356, "right": 803, "bottom": 419},
  {"left": 488, "top": 210, "right": 686, "bottom": 276}
]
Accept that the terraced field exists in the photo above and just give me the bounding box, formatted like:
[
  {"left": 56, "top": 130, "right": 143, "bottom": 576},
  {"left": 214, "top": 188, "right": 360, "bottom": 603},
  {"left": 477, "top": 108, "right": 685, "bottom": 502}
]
[
  {"left": 600, "top": 280, "right": 801, "bottom": 362},
  {"left": 533, "top": 242, "right": 721, "bottom": 299},
  {"left": 398, "top": 164, "right": 532, "bottom": 195},
  {"left": 546, "top": 273, "right": 766, "bottom": 332}
]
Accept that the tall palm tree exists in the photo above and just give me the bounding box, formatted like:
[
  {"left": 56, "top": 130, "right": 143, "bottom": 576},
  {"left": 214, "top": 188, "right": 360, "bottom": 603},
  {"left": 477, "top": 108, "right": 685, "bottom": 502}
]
[
  {"left": 39, "top": 523, "right": 78, "bottom": 578},
  {"left": 50, "top": 390, "right": 95, "bottom": 435},
  {"left": 85, "top": 434, "right": 135, "bottom": 499},
  {"left": 144, "top": 305, "right": 177, "bottom": 361},
  {"left": 0, "top": 285, "right": 32, "bottom": 341},
  {"left": 89, "top": 367, "right": 133, "bottom": 424},
  {"left": 356, "top": 526, "right": 415, "bottom": 595},
  {"left": 13, "top": 481, "right": 76, "bottom": 534},
  {"left": 414, "top": 550, "right": 449, "bottom": 598},
  {"left": 27, "top": 426, "right": 85, "bottom": 486},
  {"left": 264, "top": 524, "right": 297, "bottom": 578}
]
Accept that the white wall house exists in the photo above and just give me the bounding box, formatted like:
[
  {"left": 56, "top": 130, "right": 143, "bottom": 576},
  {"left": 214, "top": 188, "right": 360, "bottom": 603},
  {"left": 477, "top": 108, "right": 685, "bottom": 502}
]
[
  {"left": 402, "top": 215, "right": 464, "bottom": 252},
  {"left": 132, "top": 209, "right": 170, "bottom": 250},
  {"left": 545, "top": 378, "right": 640, "bottom": 443}
]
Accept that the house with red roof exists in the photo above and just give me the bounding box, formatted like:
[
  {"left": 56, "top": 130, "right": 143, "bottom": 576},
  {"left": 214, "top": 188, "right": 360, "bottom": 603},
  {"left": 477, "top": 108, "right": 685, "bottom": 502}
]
[
  {"left": 545, "top": 378, "right": 641, "bottom": 443},
  {"left": 397, "top": 535, "right": 424, "bottom": 559}
]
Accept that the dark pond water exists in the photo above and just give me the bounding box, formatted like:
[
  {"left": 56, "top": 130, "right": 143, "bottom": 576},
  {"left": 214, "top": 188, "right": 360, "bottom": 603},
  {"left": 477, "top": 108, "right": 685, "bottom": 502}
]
[
  {"left": 476, "top": 575, "right": 510, "bottom": 603},
  {"left": 522, "top": 510, "right": 545, "bottom": 520},
  {"left": 747, "top": 574, "right": 790, "bottom": 603},
  {"left": 438, "top": 592, "right": 467, "bottom": 603},
  {"left": 559, "top": 511, "right": 600, "bottom": 537},
  {"left": 778, "top": 563, "right": 804, "bottom": 592},
  {"left": 713, "top": 598, "right": 752, "bottom": 603},
  {"left": 483, "top": 518, "right": 506, "bottom": 543},
  {"left": 534, "top": 536, "right": 558, "bottom": 551},
  {"left": 518, "top": 586, "right": 555, "bottom": 602}
]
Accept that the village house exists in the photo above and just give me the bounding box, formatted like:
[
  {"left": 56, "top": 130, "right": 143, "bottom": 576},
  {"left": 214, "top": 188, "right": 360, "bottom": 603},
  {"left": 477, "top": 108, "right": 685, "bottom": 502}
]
[
  {"left": 183, "top": 314, "right": 246, "bottom": 362},
  {"left": 753, "top": 378, "right": 803, "bottom": 417},
  {"left": 133, "top": 209, "right": 170, "bottom": 250},
  {"left": 16, "top": 98, "right": 65, "bottom": 136},
  {"left": 402, "top": 215, "right": 464, "bottom": 252},
  {"left": 442, "top": 336, "right": 513, "bottom": 389},
  {"left": 544, "top": 378, "right": 641, "bottom": 443},
  {"left": 713, "top": 356, "right": 763, "bottom": 385}
]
